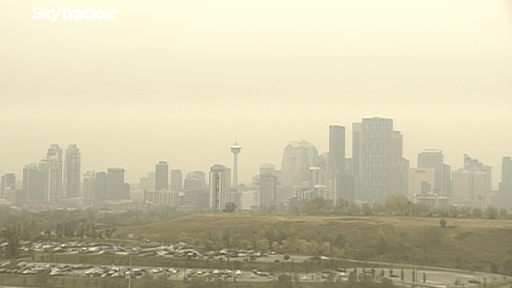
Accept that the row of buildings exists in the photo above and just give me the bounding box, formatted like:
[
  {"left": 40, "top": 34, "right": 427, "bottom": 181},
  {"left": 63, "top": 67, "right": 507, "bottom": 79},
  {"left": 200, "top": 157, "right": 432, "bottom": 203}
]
[{"left": 1, "top": 117, "right": 511, "bottom": 212}]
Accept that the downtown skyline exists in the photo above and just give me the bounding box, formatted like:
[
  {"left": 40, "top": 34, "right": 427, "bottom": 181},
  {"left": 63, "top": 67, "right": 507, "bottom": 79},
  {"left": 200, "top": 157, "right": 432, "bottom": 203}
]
[{"left": 1, "top": 117, "right": 509, "bottom": 190}]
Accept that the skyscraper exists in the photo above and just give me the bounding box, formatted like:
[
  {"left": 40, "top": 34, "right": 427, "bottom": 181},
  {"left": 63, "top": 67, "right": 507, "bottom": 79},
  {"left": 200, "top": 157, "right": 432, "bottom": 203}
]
[
  {"left": 155, "top": 161, "right": 169, "bottom": 191},
  {"left": 83, "top": 171, "right": 95, "bottom": 204},
  {"left": 280, "top": 140, "right": 318, "bottom": 187},
  {"left": 499, "top": 157, "right": 512, "bottom": 210},
  {"left": 209, "top": 164, "right": 229, "bottom": 212},
  {"left": 107, "top": 168, "right": 125, "bottom": 200},
  {"left": 328, "top": 125, "right": 345, "bottom": 179},
  {"left": 230, "top": 143, "right": 242, "bottom": 188},
  {"left": 464, "top": 154, "right": 492, "bottom": 194},
  {"left": 259, "top": 164, "right": 278, "bottom": 210},
  {"left": 63, "top": 144, "right": 81, "bottom": 198},
  {"left": 39, "top": 144, "right": 63, "bottom": 204},
  {"left": 170, "top": 169, "right": 182, "bottom": 192},
  {"left": 392, "top": 131, "right": 409, "bottom": 195},
  {"left": 355, "top": 117, "right": 394, "bottom": 203},
  {"left": 23, "top": 163, "right": 41, "bottom": 202},
  {"left": 95, "top": 171, "right": 107, "bottom": 201},
  {"left": 418, "top": 149, "right": 451, "bottom": 195},
  {"left": 1, "top": 173, "right": 15, "bottom": 199}
]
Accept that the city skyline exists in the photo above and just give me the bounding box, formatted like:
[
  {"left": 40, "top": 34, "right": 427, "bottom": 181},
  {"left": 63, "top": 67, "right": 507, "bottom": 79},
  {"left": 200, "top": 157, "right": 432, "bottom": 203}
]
[{"left": 1, "top": 118, "right": 510, "bottom": 190}]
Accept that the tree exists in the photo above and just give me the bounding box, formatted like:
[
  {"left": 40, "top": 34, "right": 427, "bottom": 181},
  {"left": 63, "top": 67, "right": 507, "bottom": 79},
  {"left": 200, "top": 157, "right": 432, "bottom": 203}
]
[
  {"left": 361, "top": 203, "right": 373, "bottom": 216},
  {"left": 223, "top": 202, "right": 237, "bottom": 213},
  {"left": 1, "top": 224, "right": 20, "bottom": 258},
  {"left": 439, "top": 218, "right": 447, "bottom": 228},
  {"left": 472, "top": 208, "right": 483, "bottom": 218},
  {"left": 485, "top": 206, "right": 498, "bottom": 219},
  {"left": 385, "top": 194, "right": 410, "bottom": 215}
]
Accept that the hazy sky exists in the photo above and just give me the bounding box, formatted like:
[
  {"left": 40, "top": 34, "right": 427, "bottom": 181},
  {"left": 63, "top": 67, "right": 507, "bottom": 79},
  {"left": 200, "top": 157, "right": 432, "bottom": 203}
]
[{"left": 1, "top": 0, "right": 511, "bottom": 188}]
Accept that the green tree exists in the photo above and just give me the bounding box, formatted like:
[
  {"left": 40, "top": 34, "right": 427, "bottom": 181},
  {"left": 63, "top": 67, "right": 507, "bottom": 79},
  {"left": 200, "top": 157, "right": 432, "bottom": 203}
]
[
  {"left": 361, "top": 203, "right": 373, "bottom": 216},
  {"left": 485, "top": 206, "right": 498, "bottom": 219},
  {"left": 223, "top": 202, "right": 237, "bottom": 213},
  {"left": 439, "top": 218, "right": 447, "bottom": 228},
  {"left": 385, "top": 194, "right": 410, "bottom": 215}
]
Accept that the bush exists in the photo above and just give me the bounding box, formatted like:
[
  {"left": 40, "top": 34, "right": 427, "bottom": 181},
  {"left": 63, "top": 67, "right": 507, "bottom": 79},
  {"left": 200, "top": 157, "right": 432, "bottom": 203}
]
[{"left": 439, "top": 218, "right": 447, "bottom": 228}]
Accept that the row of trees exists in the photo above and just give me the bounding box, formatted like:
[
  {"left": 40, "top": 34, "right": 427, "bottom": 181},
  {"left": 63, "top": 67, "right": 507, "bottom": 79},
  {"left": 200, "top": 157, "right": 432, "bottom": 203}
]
[{"left": 294, "top": 195, "right": 510, "bottom": 219}]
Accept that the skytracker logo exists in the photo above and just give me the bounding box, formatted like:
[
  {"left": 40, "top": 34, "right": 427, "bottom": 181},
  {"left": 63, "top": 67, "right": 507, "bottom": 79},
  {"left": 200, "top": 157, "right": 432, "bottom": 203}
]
[{"left": 33, "top": 7, "right": 117, "bottom": 22}]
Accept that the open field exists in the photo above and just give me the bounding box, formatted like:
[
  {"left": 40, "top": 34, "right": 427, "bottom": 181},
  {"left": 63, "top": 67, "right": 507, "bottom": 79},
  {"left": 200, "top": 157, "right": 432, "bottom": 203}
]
[{"left": 116, "top": 214, "right": 512, "bottom": 274}]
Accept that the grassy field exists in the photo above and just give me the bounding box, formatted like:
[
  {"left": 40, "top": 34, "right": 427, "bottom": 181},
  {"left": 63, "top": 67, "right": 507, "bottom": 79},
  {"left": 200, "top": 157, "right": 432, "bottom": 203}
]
[{"left": 115, "top": 213, "right": 512, "bottom": 274}]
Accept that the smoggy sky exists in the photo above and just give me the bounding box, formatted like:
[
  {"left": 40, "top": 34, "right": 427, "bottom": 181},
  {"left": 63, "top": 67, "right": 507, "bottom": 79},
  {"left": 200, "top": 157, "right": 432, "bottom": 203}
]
[{"left": 1, "top": 0, "right": 511, "bottom": 188}]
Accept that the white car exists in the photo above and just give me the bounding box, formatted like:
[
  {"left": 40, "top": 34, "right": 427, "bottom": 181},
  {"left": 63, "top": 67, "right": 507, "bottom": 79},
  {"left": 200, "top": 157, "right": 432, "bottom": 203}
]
[
  {"left": 236, "top": 270, "right": 242, "bottom": 276},
  {"left": 301, "top": 275, "right": 311, "bottom": 281}
]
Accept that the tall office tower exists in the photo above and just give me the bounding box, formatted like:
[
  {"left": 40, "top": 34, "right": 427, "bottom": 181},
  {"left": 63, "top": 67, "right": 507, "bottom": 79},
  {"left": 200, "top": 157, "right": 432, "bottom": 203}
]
[
  {"left": 328, "top": 125, "right": 345, "bottom": 179},
  {"left": 452, "top": 169, "right": 487, "bottom": 202},
  {"left": 184, "top": 171, "right": 206, "bottom": 190},
  {"left": 1, "top": 173, "right": 15, "bottom": 199},
  {"left": 95, "top": 172, "right": 107, "bottom": 201},
  {"left": 183, "top": 170, "right": 209, "bottom": 210},
  {"left": 280, "top": 140, "right": 318, "bottom": 187},
  {"left": 499, "top": 157, "right": 512, "bottom": 210},
  {"left": 209, "top": 164, "right": 229, "bottom": 211},
  {"left": 418, "top": 149, "right": 451, "bottom": 195},
  {"left": 155, "top": 161, "right": 169, "bottom": 191},
  {"left": 392, "top": 131, "right": 409, "bottom": 195},
  {"left": 354, "top": 117, "right": 394, "bottom": 203},
  {"left": 107, "top": 168, "right": 125, "bottom": 200},
  {"left": 231, "top": 143, "right": 242, "bottom": 188},
  {"left": 259, "top": 164, "right": 278, "bottom": 211},
  {"left": 464, "top": 154, "right": 492, "bottom": 194},
  {"left": 82, "top": 171, "right": 95, "bottom": 204},
  {"left": 352, "top": 123, "right": 362, "bottom": 199},
  {"left": 23, "top": 164, "right": 39, "bottom": 202},
  {"left": 502, "top": 157, "right": 512, "bottom": 188},
  {"left": 38, "top": 144, "right": 63, "bottom": 204},
  {"left": 170, "top": 169, "right": 182, "bottom": 192},
  {"left": 63, "top": 144, "right": 81, "bottom": 198},
  {"left": 124, "top": 183, "right": 131, "bottom": 199},
  {"left": 139, "top": 177, "right": 148, "bottom": 190},
  {"left": 408, "top": 168, "right": 435, "bottom": 196},
  {"left": 147, "top": 172, "right": 156, "bottom": 191}
]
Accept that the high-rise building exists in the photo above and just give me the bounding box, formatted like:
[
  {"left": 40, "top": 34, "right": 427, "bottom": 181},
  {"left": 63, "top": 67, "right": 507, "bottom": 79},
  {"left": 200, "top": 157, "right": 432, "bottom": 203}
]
[
  {"left": 464, "top": 154, "right": 492, "bottom": 194},
  {"left": 499, "top": 157, "right": 512, "bottom": 210},
  {"left": 1, "top": 173, "right": 15, "bottom": 199},
  {"left": 231, "top": 143, "right": 242, "bottom": 188},
  {"left": 39, "top": 144, "right": 63, "bottom": 204},
  {"left": 95, "top": 172, "right": 107, "bottom": 201},
  {"left": 170, "top": 169, "right": 182, "bottom": 192},
  {"left": 64, "top": 144, "right": 80, "bottom": 198},
  {"left": 328, "top": 125, "right": 345, "bottom": 179},
  {"left": 418, "top": 149, "right": 451, "bottom": 195},
  {"left": 184, "top": 171, "right": 206, "bottom": 190},
  {"left": 209, "top": 164, "right": 229, "bottom": 211},
  {"left": 155, "top": 161, "right": 169, "bottom": 191},
  {"left": 23, "top": 163, "right": 42, "bottom": 202},
  {"left": 452, "top": 169, "right": 487, "bottom": 202},
  {"left": 352, "top": 122, "right": 362, "bottom": 200},
  {"left": 392, "top": 131, "right": 409, "bottom": 195},
  {"left": 147, "top": 172, "right": 155, "bottom": 191},
  {"left": 83, "top": 171, "right": 95, "bottom": 204},
  {"left": 107, "top": 168, "right": 125, "bottom": 200},
  {"left": 182, "top": 170, "right": 208, "bottom": 210},
  {"left": 280, "top": 140, "right": 318, "bottom": 187},
  {"left": 355, "top": 117, "right": 394, "bottom": 203},
  {"left": 259, "top": 164, "right": 278, "bottom": 210}
]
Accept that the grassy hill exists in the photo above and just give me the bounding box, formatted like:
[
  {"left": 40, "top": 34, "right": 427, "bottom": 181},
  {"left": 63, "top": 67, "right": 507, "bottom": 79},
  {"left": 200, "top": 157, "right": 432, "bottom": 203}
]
[{"left": 115, "top": 213, "right": 512, "bottom": 274}]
